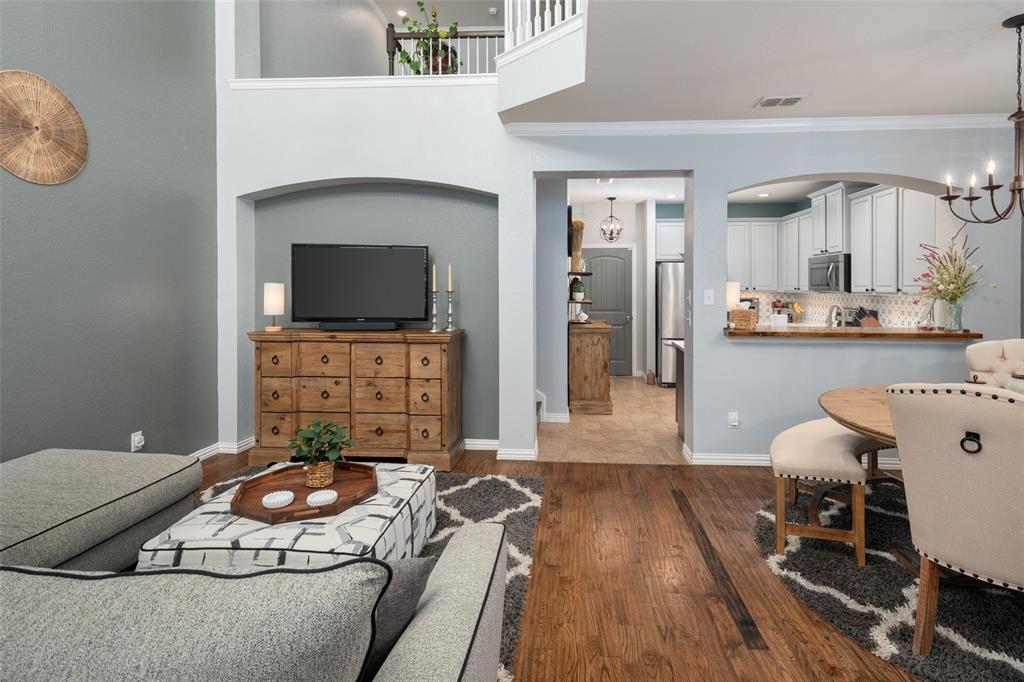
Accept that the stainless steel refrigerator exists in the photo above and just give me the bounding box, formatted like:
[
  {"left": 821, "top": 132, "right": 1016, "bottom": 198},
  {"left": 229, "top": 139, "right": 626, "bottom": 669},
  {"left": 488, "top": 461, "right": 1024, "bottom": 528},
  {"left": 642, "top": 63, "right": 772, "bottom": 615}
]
[{"left": 656, "top": 261, "right": 686, "bottom": 386}]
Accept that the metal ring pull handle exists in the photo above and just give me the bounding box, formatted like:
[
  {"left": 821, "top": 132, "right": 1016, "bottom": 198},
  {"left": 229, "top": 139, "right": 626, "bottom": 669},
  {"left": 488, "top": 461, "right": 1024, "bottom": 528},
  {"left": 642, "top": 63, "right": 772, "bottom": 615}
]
[
  {"left": 374, "top": 355, "right": 384, "bottom": 365},
  {"left": 271, "top": 426, "right": 280, "bottom": 435},
  {"left": 321, "top": 354, "right": 330, "bottom": 364},
  {"left": 421, "top": 393, "right": 430, "bottom": 402},
  {"left": 321, "top": 389, "right": 330, "bottom": 399},
  {"left": 421, "top": 428, "right": 430, "bottom": 438},
  {"left": 960, "top": 431, "right": 982, "bottom": 455},
  {"left": 375, "top": 426, "right": 384, "bottom": 436},
  {"left": 421, "top": 356, "right": 430, "bottom": 366},
  {"left": 271, "top": 355, "right": 280, "bottom": 365},
  {"left": 271, "top": 390, "right": 280, "bottom": 400},
  {"left": 375, "top": 391, "right": 384, "bottom": 401}
]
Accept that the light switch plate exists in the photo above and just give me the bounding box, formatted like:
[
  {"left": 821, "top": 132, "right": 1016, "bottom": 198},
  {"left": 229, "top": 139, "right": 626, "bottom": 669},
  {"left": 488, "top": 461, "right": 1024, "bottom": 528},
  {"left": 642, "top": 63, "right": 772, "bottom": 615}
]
[{"left": 703, "top": 289, "right": 715, "bottom": 305}]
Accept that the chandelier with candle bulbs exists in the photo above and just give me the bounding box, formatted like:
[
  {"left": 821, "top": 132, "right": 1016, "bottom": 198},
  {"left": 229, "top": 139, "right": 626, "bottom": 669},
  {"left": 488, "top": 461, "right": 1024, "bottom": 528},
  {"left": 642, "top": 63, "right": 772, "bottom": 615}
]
[{"left": 942, "top": 14, "right": 1024, "bottom": 225}]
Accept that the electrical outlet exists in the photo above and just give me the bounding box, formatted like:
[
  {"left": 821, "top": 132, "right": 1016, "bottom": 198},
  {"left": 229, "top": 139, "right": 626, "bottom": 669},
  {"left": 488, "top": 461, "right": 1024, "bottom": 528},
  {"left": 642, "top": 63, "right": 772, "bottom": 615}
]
[
  {"left": 703, "top": 289, "right": 715, "bottom": 305},
  {"left": 130, "top": 430, "right": 145, "bottom": 452},
  {"left": 727, "top": 412, "right": 740, "bottom": 429}
]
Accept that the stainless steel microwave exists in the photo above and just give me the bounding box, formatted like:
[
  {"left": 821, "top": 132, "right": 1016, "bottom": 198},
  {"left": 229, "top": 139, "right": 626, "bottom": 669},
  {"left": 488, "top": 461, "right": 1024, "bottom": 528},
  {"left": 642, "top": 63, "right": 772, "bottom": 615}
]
[{"left": 808, "top": 253, "right": 851, "bottom": 292}]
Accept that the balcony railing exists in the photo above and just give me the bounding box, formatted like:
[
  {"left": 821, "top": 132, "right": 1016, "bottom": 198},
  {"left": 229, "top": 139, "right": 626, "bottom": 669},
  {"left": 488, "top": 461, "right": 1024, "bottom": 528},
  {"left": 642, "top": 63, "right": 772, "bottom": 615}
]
[
  {"left": 386, "top": 24, "right": 505, "bottom": 76},
  {"left": 506, "top": 0, "right": 585, "bottom": 50}
]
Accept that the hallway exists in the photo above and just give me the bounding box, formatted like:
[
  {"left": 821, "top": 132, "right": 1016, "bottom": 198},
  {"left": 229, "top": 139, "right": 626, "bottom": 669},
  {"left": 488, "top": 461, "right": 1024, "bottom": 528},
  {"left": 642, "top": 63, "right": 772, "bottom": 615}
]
[{"left": 538, "top": 377, "right": 686, "bottom": 464}]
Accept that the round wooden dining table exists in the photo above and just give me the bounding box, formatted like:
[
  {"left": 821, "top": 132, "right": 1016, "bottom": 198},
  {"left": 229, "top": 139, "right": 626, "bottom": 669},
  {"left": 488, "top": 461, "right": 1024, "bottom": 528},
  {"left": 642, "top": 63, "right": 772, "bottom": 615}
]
[{"left": 818, "top": 384, "right": 897, "bottom": 447}]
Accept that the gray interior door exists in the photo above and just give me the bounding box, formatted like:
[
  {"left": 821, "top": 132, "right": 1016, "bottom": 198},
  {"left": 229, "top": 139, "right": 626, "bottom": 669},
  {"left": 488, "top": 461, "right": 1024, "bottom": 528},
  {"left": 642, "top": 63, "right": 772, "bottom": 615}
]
[{"left": 583, "top": 248, "right": 632, "bottom": 376}]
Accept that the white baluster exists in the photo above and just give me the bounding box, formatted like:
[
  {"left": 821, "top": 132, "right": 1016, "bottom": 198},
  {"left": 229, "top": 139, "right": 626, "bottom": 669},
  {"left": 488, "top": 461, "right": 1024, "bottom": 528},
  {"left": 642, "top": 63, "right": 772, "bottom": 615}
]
[
  {"left": 505, "top": 0, "right": 512, "bottom": 48},
  {"left": 544, "top": 0, "right": 552, "bottom": 30},
  {"left": 533, "top": 0, "right": 541, "bottom": 37}
]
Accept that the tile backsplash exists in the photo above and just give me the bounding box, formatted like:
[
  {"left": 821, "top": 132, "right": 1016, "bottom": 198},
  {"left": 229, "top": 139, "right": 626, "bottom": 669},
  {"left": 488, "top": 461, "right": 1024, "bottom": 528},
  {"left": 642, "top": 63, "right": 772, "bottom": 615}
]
[{"left": 742, "top": 291, "right": 928, "bottom": 327}]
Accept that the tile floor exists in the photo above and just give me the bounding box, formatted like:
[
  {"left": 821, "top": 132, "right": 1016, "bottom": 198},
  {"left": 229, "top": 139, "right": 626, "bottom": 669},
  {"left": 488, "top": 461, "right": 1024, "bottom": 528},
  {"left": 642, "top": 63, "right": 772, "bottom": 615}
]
[{"left": 538, "top": 377, "right": 686, "bottom": 464}]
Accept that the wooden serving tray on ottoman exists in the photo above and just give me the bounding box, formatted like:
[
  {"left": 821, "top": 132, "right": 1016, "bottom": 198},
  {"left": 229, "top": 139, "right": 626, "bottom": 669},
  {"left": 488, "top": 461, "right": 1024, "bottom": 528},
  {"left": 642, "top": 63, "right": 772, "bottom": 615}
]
[{"left": 229, "top": 462, "right": 378, "bottom": 524}]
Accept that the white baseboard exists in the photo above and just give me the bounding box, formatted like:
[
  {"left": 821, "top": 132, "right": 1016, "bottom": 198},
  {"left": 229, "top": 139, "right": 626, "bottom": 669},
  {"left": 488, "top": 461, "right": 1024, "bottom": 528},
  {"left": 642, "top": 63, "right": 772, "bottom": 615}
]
[
  {"left": 189, "top": 442, "right": 222, "bottom": 460},
  {"left": 682, "top": 444, "right": 902, "bottom": 468},
  {"left": 465, "top": 438, "right": 499, "bottom": 451},
  {"left": 189, "top": 436, "right": 256, "bottom": 460},
  {"left": 497, "top": 438, "right": 538, "bottom": 460},
  {"left": 541, "top": 412, "right": 570, "bottom": 423}
]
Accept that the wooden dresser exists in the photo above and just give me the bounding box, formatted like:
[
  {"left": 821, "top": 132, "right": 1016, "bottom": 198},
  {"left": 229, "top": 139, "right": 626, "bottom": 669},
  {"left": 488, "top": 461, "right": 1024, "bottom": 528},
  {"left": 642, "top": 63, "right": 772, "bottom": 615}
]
[
  {"left": 568, "top": 321, "right": 612, "bottom": 414},
  {"left": 247, "top": 329, "right": 464, "bottom": 471}
]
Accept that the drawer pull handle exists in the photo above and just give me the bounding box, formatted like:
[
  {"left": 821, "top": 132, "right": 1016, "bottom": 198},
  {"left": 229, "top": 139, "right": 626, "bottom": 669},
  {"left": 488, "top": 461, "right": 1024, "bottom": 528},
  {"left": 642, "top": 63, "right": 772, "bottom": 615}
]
[
  {"left": 321, "top": 389, "right": 330, "bottom": 399},
  {"left": 421, "top": 356, "right": 430, "bottom": 366},
  {"left": 271, "top": 426, "right": 280, "bottom": 435},
  {"left": 271, "top": 355, "right": 280, "bottom": 365},
  {"left": 375, "top": 391, "right": 384, "bottom": 401},
  {"left": 374, "top": 355, "right": 384, "bottom": 365},
  {"left": 321, "top": 354, "right": 330, "bottom": 364},
  {"left": 420, "top": 428, "right": 430, "bottom": 439},
  {"left": 271, "top": 390, "right": 280, "bottom": 400},
  {"left": 375, "top": 426, "right": 384, "bottom": 436},
  {"left": 421, "top": 392, "right": 430, "bottom": 402}
]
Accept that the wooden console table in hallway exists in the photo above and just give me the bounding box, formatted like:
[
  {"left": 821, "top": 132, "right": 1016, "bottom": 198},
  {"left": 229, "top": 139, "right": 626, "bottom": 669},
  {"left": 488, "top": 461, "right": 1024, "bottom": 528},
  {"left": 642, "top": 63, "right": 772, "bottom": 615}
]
[{"left": 569, "top": 320, "right": 612, "bottom": 414}]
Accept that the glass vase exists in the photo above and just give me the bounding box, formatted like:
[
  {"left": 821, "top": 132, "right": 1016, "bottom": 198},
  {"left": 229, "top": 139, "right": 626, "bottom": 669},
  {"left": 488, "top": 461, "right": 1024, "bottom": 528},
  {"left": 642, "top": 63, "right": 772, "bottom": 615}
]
[{"left": 945, "top": 302, "right": 963, "bottom": 332}]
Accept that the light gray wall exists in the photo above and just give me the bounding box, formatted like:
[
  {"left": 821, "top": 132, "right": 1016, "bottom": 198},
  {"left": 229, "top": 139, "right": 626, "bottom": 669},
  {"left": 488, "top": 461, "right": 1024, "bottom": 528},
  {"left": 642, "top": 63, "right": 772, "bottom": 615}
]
[
  {"left": 260, "top": 0, "right": 387, "bottom": 78},
  {"left": 253, "top": 183, "right": 498, "bottom": 439},
  {"left": 535, "top": 178, "right": 568, "bottom": 418},
  {"left": 0, "top": 0, "right": 217, "bottom": 461}
]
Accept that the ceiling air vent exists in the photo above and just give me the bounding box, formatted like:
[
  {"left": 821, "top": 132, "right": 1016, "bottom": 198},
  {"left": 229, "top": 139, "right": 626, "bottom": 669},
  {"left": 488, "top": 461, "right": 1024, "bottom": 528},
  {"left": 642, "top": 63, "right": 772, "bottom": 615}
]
[{"left": 755, "top": 95, "right": 804, "bottom": 109}]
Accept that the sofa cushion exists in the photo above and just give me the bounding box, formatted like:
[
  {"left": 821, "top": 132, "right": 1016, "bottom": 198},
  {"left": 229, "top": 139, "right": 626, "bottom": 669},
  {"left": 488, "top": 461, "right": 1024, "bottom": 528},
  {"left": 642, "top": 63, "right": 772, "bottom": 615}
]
[
  {"left": 364, "top": 556, "right": 439, "bottom": 677},
  {"left": 0, "top": 449, "right": 201, "bottom": 568},
  {"left": 0, "top": 558, "right": 390, "bottom": 681}
]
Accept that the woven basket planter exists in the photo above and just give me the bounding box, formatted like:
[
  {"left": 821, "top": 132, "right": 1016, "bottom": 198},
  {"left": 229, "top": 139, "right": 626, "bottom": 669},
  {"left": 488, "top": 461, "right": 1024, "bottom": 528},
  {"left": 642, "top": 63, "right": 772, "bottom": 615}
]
[{"left": 305, "top": 461, "right": 335, "bottom": 489}]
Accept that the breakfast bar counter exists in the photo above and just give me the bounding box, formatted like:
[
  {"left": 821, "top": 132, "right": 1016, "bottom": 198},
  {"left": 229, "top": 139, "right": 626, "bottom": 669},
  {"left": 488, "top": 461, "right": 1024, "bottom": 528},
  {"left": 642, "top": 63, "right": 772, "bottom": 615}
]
[{"left": 723, "top": 324, "right": 982, "bottom": 340}]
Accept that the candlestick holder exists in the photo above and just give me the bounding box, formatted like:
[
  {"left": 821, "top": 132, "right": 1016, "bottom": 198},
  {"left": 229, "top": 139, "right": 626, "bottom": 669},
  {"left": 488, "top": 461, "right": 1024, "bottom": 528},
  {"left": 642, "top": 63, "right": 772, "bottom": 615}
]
[
  {"left": 444, "top": 291, "right": 455, "bottom": 332},
  {"left": 430, "top": 292, "right": 441, "bottom": 332}
]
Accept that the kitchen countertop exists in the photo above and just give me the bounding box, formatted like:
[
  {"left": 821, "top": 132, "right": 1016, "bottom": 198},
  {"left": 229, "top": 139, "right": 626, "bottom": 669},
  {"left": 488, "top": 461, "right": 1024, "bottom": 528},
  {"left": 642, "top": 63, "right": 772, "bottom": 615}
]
[{"left": 723, "top": 324, "right": 982, "bottom": 340}]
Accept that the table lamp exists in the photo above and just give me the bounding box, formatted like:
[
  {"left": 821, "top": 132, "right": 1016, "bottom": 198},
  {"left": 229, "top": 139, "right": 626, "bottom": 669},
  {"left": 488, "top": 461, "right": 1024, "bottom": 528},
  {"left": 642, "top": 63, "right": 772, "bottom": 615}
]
[{"left": 263, "top": 282, "right": 284, "bottom": 332}]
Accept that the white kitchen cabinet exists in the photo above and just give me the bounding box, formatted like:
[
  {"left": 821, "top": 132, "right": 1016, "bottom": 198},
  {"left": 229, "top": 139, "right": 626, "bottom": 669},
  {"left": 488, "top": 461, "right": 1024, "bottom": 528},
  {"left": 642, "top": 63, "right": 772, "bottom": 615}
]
[
  {"left": 749, "top": 222, "right": 779, "bottom": 291},
  {"left": 810, "top": 194, "right": 827, "bottom": 254},
  {"left": 898, "top": 188, "right": 937, "bottom": 293},
  {"left": 825, "top": 186, "right": 846, "bottom": 253},
  {"left": 727, "top": 222, "right": 750, "bottom": 288},
  {"left": 655, "top": 219, "right": 685, "bottom": 260},
  {"left": 849, "top": 193, "right": 873, "bottom": 292},
  {"left": 780, "top": 217, "right": 800, "bottom": 292},
  {"left": 872, "top": 187, "right": 899, "bottom": 293},
  {"left": 797, "top": 212, "right": 813, "bottom": 291}
]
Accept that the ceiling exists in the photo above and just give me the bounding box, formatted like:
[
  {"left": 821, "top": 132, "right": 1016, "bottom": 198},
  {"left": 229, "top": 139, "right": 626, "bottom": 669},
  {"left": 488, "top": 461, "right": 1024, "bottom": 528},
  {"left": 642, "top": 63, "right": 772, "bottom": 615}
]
[
  {"left": 373, "top": 0, "right": 503, "bottom": 28},
  {"left": 727, "top": 180, "right": 835, "bottom": 203},
  {"left": 503, "top": 1, "right": 1021, "bottom": 122},
  {"left": 568, "top": 177, "right": 686, "bottom": 204}
]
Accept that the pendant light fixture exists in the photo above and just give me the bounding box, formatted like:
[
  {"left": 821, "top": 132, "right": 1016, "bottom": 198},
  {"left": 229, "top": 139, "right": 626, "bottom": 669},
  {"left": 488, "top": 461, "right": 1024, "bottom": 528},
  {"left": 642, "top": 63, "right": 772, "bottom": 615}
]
[
  {"left": 942, "top": 14, "right": 1024, "bottom": 224},
  {"left": 600, "top": 196, "right": 623, "bottom": 243}
]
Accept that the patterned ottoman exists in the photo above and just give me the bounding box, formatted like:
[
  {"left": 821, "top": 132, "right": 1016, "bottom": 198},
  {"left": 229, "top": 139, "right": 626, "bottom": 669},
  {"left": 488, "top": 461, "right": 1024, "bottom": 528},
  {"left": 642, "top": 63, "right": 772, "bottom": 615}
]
[{"left": 136, "top": 463, "right": 435, "bottom": 570}]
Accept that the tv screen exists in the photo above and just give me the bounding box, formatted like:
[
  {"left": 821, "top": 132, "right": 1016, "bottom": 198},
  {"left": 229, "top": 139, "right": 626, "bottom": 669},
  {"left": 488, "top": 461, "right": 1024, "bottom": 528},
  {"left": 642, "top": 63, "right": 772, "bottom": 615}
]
[{"left": 291, "top": 244, "right": 428, "bottom": 322}]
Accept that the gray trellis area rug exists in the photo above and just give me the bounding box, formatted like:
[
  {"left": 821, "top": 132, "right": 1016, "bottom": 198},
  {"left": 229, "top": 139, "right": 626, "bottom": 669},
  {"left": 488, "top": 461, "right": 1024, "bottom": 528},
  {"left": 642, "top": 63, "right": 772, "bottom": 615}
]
[
  {"left": 200, "top": 468, "right": 543, "bottom": 682},
  {"left": 753, "top": 483, "right": 1024, "bottom": 681}
]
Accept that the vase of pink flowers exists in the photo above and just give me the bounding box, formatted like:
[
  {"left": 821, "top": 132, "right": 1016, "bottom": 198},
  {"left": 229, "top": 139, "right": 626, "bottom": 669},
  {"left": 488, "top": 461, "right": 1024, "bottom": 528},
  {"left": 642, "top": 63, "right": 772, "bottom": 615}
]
[{"left": 913, "top": 227, "right": 984, "bottom": 332}]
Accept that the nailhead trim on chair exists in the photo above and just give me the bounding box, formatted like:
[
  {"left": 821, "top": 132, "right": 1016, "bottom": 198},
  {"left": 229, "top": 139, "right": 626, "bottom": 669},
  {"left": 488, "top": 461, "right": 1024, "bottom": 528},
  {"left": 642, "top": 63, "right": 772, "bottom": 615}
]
[
  {"left": 887, "top": 387, "right": 1018, "bottom": 405},
  {"left": 913, "top": 546, "right": 1024, "bottom": 592},
  {"left": 775, "top": 473, "right": 863, "bottom": 485}
]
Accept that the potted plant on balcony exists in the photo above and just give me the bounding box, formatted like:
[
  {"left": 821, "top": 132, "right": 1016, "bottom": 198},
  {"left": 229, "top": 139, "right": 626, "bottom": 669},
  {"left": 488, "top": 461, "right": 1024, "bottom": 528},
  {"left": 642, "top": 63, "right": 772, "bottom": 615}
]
[
  {"left": 397, "top": 1, "right": 460, "bottom": 75},
  {"left": 287, "top": 417, "right": 352, "bottom": 488}
]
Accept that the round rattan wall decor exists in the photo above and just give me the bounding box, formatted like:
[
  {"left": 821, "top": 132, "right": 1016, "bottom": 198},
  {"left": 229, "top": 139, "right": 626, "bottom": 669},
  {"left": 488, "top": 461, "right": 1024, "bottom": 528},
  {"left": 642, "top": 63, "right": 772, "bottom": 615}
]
[{"left": 0, "top": 70, "right": 88, "bottom": 185}]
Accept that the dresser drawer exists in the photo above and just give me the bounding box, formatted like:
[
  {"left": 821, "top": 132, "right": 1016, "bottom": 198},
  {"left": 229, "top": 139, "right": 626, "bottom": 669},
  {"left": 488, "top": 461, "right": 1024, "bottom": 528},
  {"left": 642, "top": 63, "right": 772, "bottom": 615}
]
[
  {"left": 353, "top": 414, "right": 408, "bottom": 449},
  {"left": 353, "top": 378, "right": 407, "bottom": 413},
  {"left": 259, "top": 413, "right": 294, "bottom": 448},
  {"left": 260, "top": 343, "right": 293, "bottom": 377},
  {"left": 295, "top": 377, "right": 350, "bottom": 412},
  {"left": 409, "top": 416, "right": 442, "bottom": 451},
  {"left": 408, "top": 379, "right": 442, "bottom": 415},
  {"left": 296, "top": 412, "right": 350, "bottom": 434},
  {"left": 354, "top": 343, "right": 408, "bottom": 378},
  {"left": 260, "top": 378, "right": 294, "bottom": 412},
  {"left": 409, "top": 344, "right": 443, "bottom": 379},
  {"left": 297, "top": 342, "right": 350, "bottom": 377}
]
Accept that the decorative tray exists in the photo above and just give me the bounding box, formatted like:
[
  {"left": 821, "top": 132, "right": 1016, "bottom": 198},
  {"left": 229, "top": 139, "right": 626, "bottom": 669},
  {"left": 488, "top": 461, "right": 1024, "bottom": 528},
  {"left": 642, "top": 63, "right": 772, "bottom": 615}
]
[{"left": 229, "top": 462, "right": 378, "bottom": 525}]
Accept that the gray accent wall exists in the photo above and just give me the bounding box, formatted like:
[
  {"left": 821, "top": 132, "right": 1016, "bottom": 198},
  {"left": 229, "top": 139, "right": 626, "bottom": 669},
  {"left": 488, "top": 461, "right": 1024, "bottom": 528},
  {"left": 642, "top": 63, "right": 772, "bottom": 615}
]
[
  {"left": 0, "top": 1, "right": 217, "bottom": 461},
  {"left": 254, "top": 183, "right": 498, "bottom": 440},
  {"left": 535, "top": 178, "right": 569, "bottom": 417},
  {"left": 260, "top": 0, "right": 387, "bottom": 78}
]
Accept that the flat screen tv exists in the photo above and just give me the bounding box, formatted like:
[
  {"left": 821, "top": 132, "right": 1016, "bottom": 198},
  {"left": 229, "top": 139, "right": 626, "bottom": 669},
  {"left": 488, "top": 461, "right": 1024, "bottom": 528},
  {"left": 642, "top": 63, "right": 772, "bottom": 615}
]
[{"left": 292, "top": 244, "right": 429, "bottom": 326}]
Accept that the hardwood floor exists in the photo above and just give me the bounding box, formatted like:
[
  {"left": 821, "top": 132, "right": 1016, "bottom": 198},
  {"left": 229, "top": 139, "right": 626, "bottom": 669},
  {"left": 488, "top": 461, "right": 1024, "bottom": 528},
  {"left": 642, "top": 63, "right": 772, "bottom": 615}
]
[
  {"left": 539, "top": 377, "right": 685, "bottom": 465},
  {"left": 199, "top": 451, "right": 913, "bottom": 681}
]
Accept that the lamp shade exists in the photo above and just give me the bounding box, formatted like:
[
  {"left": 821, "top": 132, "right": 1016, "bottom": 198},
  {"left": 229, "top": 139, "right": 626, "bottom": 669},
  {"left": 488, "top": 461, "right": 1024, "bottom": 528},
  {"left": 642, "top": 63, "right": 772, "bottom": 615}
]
[
  {"left": 725, "top": 281, "right": 741, "bottom": 310},
  {"left": 263, "top": 282, "right": 285, "bottom": 316}
]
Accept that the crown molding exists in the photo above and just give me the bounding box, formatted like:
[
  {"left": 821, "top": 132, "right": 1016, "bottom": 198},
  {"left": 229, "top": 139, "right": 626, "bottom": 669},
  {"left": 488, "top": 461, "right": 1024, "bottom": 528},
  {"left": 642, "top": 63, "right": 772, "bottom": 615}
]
[
  {"left": 504, "top": 113, "right": 1011, "bottom": 137},
  {"left": 230, "top": 74, "right": 497, "bottom": 91}
]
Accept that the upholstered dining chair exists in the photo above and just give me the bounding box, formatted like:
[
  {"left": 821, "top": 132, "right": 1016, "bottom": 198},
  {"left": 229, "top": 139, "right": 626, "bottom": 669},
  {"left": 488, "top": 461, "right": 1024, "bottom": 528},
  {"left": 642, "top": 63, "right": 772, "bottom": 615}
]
[
  {"left": 965, "top": 338, "right": 1024, "bottom": 388},
  {"left": 887, "top": 383, "right": 1024, "bottom": 656}
]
